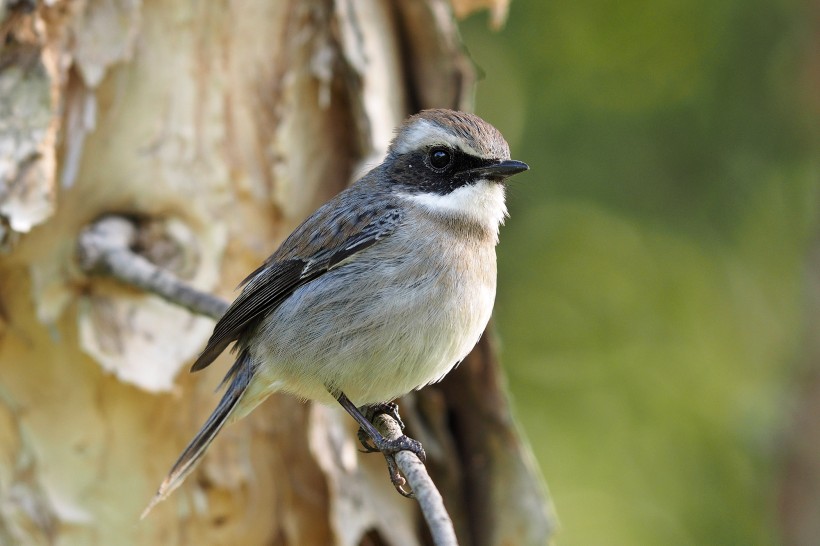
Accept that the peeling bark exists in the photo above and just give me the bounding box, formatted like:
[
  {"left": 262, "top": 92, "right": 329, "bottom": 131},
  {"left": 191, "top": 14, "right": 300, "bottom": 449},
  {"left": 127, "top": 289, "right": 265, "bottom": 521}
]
[{"left": 0, "top": 26, "right": 54, "bottom": 243}]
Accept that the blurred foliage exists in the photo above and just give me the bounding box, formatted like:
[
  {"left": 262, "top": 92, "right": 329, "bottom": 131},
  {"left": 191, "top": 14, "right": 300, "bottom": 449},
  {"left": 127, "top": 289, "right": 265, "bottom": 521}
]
[{"left": 459, "top": 0, "right": 819, "bottom": 544}]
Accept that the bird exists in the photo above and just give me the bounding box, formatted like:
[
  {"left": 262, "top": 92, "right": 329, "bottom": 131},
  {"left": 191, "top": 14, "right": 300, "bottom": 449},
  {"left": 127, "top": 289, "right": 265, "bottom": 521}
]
[{"left": 142, "top": 109, "right": 528, "bottom": 516}]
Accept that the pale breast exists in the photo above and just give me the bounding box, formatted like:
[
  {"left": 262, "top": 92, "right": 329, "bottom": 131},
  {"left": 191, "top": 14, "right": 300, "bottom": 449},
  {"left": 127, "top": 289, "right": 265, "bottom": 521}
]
[{"left": 248, "top": 208, "right": 498, "bottom": 406}]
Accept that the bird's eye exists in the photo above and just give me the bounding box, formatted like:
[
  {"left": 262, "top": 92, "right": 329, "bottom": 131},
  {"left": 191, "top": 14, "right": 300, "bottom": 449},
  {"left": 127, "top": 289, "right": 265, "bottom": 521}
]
[{"left": 428, "top": 147, "right": 452, "bottom": 170}]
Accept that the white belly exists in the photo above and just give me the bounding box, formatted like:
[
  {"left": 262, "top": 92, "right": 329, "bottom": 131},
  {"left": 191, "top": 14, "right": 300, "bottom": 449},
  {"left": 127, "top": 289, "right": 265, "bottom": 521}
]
[{"left": 246, "top": 225, "right": 497, "bottom": 406}]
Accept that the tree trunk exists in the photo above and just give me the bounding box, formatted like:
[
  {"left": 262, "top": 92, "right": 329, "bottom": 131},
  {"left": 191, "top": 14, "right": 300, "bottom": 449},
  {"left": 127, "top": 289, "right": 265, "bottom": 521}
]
[
  {"left": 0, "top": 1, "right": 555, "bottom": 544},
  {"left": 778, "top": 237, "right": 820, "bottom": 546}
]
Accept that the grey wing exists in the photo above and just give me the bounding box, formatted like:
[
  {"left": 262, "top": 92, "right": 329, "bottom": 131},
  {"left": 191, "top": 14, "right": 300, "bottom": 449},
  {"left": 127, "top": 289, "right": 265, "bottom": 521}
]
[{"left": 190, "top": 205, "right": 402, "bottom": 372}]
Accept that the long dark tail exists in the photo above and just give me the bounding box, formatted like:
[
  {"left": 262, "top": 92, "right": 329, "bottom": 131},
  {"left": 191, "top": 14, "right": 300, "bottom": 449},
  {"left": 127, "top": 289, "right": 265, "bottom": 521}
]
[{"left": 141, "top": 351, "right": 253, "bottom": 518}]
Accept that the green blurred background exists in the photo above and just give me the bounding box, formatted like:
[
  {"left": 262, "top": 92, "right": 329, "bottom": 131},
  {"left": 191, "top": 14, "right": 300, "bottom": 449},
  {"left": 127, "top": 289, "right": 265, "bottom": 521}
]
[{"left": 459, "top": 0, "right": 819, "bottom": 544}]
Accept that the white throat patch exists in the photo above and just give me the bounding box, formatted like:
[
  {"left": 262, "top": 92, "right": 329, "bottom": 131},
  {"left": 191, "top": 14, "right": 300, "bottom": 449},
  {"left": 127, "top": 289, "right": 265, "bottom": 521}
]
[{"left": 400, "top": 181, "right": 508, "bottom": 241}]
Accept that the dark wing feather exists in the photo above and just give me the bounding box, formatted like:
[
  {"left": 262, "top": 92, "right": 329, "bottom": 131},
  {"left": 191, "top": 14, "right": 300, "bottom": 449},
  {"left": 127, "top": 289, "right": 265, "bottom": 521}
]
[
  {"left": 190, "top": 200, "right": 401, "bottom": 373},
  {"left": 190, "top": 259, "right": 309, "bottom": 371}
]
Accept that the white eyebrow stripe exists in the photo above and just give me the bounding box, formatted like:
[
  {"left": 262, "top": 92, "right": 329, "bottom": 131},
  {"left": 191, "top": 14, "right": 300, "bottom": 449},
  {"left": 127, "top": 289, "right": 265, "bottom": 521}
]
[{"left": 392, "top": 119, "right": 483, "bottom": 157}]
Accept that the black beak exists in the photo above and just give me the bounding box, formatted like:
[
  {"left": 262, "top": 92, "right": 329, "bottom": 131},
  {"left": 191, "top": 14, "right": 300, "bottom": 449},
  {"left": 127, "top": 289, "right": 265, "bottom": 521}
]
[{"left": 459, "top": 159, "right": 530, "bottom": 179}]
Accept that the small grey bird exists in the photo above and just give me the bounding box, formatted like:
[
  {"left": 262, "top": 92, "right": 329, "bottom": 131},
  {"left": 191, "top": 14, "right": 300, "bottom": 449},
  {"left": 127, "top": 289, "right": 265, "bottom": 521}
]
[{"left": 144, "top": 109, "right": 528, "bottom": 515}]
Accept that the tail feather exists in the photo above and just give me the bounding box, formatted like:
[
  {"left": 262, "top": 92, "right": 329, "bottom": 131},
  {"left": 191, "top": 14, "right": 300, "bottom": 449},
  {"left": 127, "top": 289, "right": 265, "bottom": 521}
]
[{"left": 141, "top": 351, "right": 253, "bottom": 519}]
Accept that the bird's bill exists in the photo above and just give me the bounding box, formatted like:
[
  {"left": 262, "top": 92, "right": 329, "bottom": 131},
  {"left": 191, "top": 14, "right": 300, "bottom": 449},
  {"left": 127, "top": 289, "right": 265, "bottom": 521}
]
[{"left": 461, "top": 159, "right": 529, "bottom": 179}]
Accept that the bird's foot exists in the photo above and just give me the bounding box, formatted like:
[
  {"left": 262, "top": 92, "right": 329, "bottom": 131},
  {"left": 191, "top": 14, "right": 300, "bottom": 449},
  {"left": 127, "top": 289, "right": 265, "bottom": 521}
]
[
  {"left": 333, "top": 392, "right": 425, "bottom": 497},
  {"left": 371, "top": 434, "right": 426, "bottom": 498},
  {"left": 357, "top": 403, "right": 425, "bottom": 497},
  {"left": 357, "top": 402, "right": 405, "bottom": 452}
]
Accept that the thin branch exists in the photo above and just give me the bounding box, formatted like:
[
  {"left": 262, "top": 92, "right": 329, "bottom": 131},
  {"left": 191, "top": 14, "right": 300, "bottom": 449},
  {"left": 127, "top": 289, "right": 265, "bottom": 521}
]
[
  {"left": 76, "top": 214, "right": 459, "bottom": 546},
  {"left": 77, "top": 216, "right": 229, "bottom": 318},
  {"left": 373, "top": 413, "right": 459, "bottom": 546}
]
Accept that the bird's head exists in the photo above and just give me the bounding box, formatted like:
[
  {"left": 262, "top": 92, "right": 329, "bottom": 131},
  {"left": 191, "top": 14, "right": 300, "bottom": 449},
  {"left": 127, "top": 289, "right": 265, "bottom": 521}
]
[{"left": 385, "top": 109, "right": 528, "bottom": 239}]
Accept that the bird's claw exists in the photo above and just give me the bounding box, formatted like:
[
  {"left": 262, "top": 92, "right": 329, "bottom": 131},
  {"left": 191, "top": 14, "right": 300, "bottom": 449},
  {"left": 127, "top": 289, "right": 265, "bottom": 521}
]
[
  {"left": 373, "top": 434, "right": 426, "bottom": 498},
  {"left": 360, "top": 402, "right": 405, "bottom": 429},
  {"left": 372, "top": 402, "right": 405, "bottom": 430},
  {"left": 350, "top": 399, "right": 425, "bottom": 497},
  {"left": 342, "top": 392, "right": 427, "bottom": 498},
  {"left": 357, "top": 427, "right": 379, "bottom": 453},
  {"left": 357, "top": 402, "right": 406, "bottom": 452}
]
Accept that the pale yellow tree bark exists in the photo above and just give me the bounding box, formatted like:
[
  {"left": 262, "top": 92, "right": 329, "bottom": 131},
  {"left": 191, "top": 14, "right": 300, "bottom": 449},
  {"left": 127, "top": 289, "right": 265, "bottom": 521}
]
[{"left": 0, "top": 1, "right": 555, "bottom": 544}]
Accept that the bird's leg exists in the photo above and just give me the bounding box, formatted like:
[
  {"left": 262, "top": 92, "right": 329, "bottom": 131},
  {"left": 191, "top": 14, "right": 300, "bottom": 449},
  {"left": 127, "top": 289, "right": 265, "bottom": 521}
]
[
  {"left": 334, "top": 391, "right": 426, "bottom": 497},
  {"left": 356, "top": 402, "right": 405, "bottom": 452}
]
